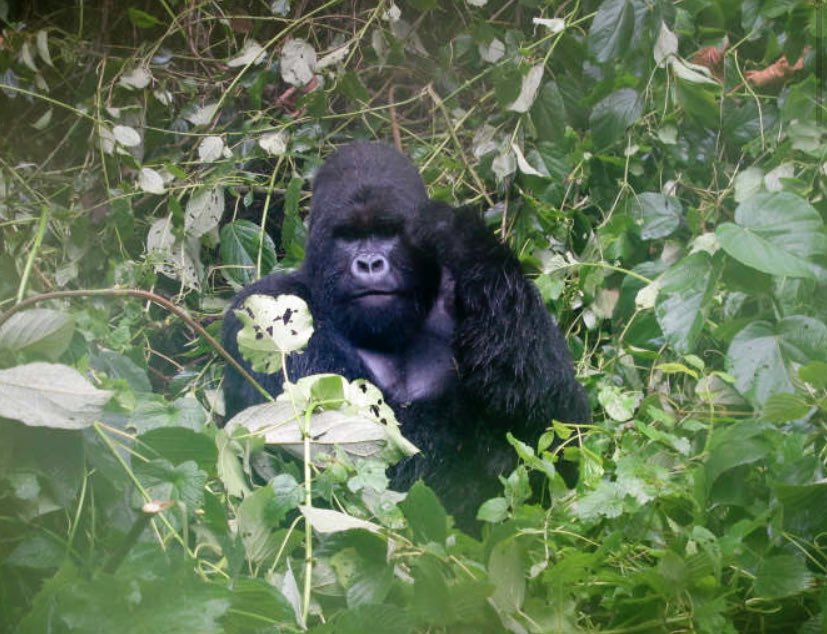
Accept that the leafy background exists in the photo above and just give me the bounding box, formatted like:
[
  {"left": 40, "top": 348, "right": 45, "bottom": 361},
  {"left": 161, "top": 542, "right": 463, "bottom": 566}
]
[{"left": 0, "top": 0, "right": 826, "bottom": 632}]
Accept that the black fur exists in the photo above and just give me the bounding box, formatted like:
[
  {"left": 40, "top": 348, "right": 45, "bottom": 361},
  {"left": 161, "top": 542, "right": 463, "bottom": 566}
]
[{"left": 222, "top": 142, "right": 589, "bottom": 525}]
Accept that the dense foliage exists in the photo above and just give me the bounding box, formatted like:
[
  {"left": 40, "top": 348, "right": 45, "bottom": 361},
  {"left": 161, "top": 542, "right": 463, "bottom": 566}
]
[{"left": 1, "top": 0, "right": 825, "bottom": 631}]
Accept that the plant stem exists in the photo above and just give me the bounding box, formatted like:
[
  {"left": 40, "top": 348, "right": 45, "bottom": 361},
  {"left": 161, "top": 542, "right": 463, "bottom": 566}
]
[
  {"left": 0, "top": 287, "right": 270, "bottom": 402},
  {"left": 17, "top": 205, "right": 51, "bottom": 304},
  {"left": 301, "top": 407, "right": 314, "bottom": 624}
]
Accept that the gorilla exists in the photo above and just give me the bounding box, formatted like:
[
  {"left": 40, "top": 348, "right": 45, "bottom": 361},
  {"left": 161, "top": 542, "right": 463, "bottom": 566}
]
[{"left": 222, "top": 142, "right": 589, "bottom": 524}]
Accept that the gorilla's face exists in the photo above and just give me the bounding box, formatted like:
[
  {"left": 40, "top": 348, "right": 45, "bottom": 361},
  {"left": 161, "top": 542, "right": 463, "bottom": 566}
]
[{"left": 312, "top": 193, "right": 439, "bottom": 351}]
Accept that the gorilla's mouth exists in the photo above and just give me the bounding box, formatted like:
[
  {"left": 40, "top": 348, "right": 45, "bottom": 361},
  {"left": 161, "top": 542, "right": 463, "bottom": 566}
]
[
  {"left": 351, "top": 290, "right": 400, "bottom": 302},
  {"left": 350, "top": 290, "right": 410, "bottom": 310}
]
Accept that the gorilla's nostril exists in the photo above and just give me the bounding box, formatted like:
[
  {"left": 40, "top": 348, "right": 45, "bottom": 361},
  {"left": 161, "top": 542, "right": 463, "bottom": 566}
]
[{"left": 353, "top": 254, "right": 388, "bottom": 278}]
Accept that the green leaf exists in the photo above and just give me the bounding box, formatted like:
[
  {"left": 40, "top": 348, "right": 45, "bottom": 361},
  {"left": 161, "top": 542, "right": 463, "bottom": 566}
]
[
  {"left": 399, "top": 481, "right": 449, "bottom": 544},
  {"left": 127, "top": 7, "right": 162, "bottom": 28},
  {"left": 281, "top": 176, "right": 307, "bottom": 263},
  {"left": 675, "top": 77, "right": 719, "bottom": 128},
  {"left": 777, "top": 482, "right": 827, "bottom": 537},
  {"left": 704, "top": 422, "right": 771, "bottom": 488},
  {"left": 138, "top": 427, "right": 218, "bottom": 474},
  {"left": 477, "top": 497, "right": 509, "bottom": 523},
  {"left": 588, "top": 0, "right": 635, "bottom": 63},
  {"left": 0, "top": 362, "right": 112, "bottom": 429},
  {"left": 219, "top": 219, "right": 277, "bottom": 286},
  {"left": 716, "top": 192, "right": 827, "bottom": 280},
  {"left": 597, "top": 384, "right": 642, "bottom": 422},
  {"left": 236, "top": 475, "right": 302, "bottom": 563},
  {"left": 488, "top": 539, "right": 526, "bottom": 614},
  {"left": 0, "top": 308, "right": 74, "bottom": 361},
  {"left": 655, "top": 252, "right": 719, "bottom": 354},
  {"left": 18, "top": 560, "right": 231, "bottom": 634},
  {"left": 323, "top": 604, "right": 415, "bottom": 634},
  {"left": 799, "top": 361, "right": 827, "bottom": 389},
  {"left": 761, "top": 392, "right": 810, "bottom": 422},
  {"left": 727, "top": 316, "right": 827, "bottom": 407},
  {"left": 223, "top": 578, "right": 296, "bottom": 633},
  {"left": 631, "top": 192, "right": 683, "bottom": 240},
  {"left": 589, "top": 88, "right": 642, "bottom": 149},
  {"left": 531, "top": 81, "right": 567, "bottom": 142},
  {"left": 754, "top": 555, "right": 812, "bottom": 599},
  {"left": 133, "top": 459, "right": 207, "bottom": 509}
]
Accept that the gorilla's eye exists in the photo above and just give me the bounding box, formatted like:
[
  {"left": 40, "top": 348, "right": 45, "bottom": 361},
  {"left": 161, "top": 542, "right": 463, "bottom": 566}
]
[{"left": 333, "top": 220, "right": 400, "bottom": 240}]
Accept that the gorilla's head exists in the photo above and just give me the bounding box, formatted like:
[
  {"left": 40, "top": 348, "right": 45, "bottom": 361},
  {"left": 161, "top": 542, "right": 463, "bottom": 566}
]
[{"left": 304, "top": 143, "right": 439, "bottom": 351}]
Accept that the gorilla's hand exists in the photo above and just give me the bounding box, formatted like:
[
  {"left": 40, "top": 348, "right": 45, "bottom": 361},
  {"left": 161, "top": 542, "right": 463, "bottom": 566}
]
[{"left": 412, "top": 202, "right": 507, "bottom": 273}]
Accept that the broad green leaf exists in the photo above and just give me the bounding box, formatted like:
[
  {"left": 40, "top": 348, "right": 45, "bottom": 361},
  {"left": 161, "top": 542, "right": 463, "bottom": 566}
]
[
  {"left": 17, "top": 561, "right": 231, "bottom": 634},
  {"left": 588, "top": 0, "right": 635, "bottom": 63},
  {"left": 129, "top": 395, "right": 208, "bottom": 433},
  {"left": 477, "top": 497, "right": 509, "bottom": 523},
  {"left": 597, "top": 384, "right": 642, "bottom": 422},
  {"left": 675, "top": 78, "right": 719, "bottom": 128},
  {"left": 716, "top": 192, "right": 827, "bottom": 280},
  {"left": 281, "top": 175, "right": 307, "bottom": 263},
  {"left": 488, "top": 539, "right": 526, "bottom": 615},
  {"left": 631, "top": 192, "right": 683, "bottom": 240},
  {"left": 0, "top": 308, "right": 74, "bottom": 360},
  {"left": 399, "top": 481, "right": 449, "bottom": 544},
  {"left": 133, "top": 459, "right": 207, "bottom": 509},
  {"left": 531, "top": 81, "right": 567, "bottom": 142},
  {"left": 589, "top": 88, "right": 642, "bottom": 149},
  {"left": 799, "top": 361, "right": 827, "bottom": 389},
  {"left": 777, "top": 482, "right": 827, "bottom": 536},
  {"left": 223, "top": 578, "right": 296, "bottom": 632},
  {"left": 655, "top": 252, "right": 719, "bottom": 354},
  {"left": 236, "top": 475, "right": 303, "bottom": 562},
  {"left": 704, "top": 422, "right": 771, "bottom": 488},
  {"left": 727, "top": 316, "right": 827, "bottom": 407},
  {"left": 138, "top": 427, "right": 217, "bottom": 473},
  {"left": 323, "top": 604, "right": 415, "bottom": 634},
  {"left": 219, "top": 219, "right": 277, "bottom": 286},
  {"left": 0, "top": 362, "right": 111, "bottom": 429},
  {"left": 761, "top": 392, "right": 810, "bottom": 423},
  {"left": 754, "top": 555, "right": 812, "bottom": 599}
]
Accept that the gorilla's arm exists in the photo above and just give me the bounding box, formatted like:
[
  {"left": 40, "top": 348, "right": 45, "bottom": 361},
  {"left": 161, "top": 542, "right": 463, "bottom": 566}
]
[
  {"left": 221, "top": 270, "right": 366, "bottom": 419},
  {"left": 417, "top": 203, "right": 589, "bottom": 429}
]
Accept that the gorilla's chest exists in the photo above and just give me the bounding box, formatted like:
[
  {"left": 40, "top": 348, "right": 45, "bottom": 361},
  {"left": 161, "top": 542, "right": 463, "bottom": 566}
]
[{"left": 356, "top": 332, "right": 456, "bottom": 403}]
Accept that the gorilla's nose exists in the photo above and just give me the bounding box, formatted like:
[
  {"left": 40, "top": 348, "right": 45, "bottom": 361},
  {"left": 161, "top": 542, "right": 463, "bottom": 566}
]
[{"left": 352, "top": 253, "right": 389, "bottom": 281}]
